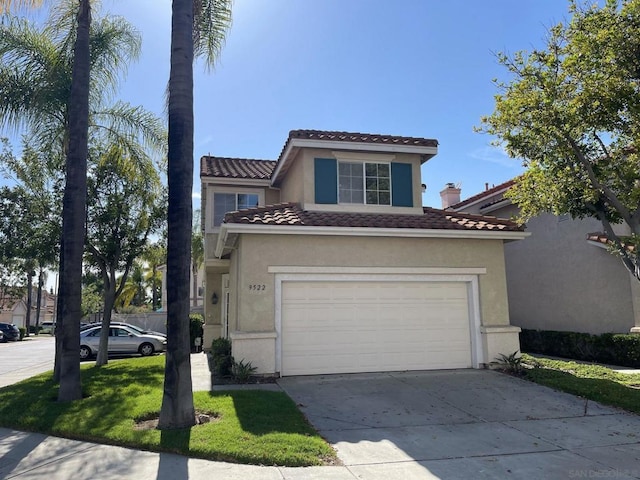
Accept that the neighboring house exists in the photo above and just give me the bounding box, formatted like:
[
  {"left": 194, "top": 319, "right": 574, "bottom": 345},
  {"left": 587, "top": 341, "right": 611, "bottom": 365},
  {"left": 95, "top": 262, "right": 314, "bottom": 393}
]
[
  {"left": 201, "top": 129, "right": 528, "bottom": 376},
  {"left": 0, "top": 288, "right": 56, "bottom": 328},
  {"left": 158, "top": 264, "right": 204, "bottom": 313},
  {"left": 446, "top": 181, "right": 640, "bottom": 335}
]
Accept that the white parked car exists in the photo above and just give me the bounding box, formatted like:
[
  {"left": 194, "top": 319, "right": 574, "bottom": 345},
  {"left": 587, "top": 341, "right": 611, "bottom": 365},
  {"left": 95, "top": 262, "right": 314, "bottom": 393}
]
[{"left": 79, "top": 325, "right": 166, "bottom": 360}]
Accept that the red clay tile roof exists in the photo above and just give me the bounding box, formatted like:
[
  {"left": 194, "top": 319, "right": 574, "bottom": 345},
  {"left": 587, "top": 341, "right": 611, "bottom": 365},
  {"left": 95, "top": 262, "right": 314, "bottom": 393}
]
[
  {"left": 201, "top": 130, "right": 438, "bottom": 182},
  {"left": 200, "top": 156, "right": 276, "bottom": 179},
  {"left": 223, "top": 203, "right": 522, "bottom": 232},
  {"left": 288, "top": 130, "right": 438, "bottom": 148},
  {"left": 587, "top": 232, "right": 636, "bottom": 252},
  {"left": 451, "top": 179, "right": 516, "bottom": 210}
]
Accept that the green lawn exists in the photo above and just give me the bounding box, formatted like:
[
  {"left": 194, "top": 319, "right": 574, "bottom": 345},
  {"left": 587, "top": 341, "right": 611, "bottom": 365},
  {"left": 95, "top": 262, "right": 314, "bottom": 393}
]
[
  {"left": 0, "top": 356, "right": 337, "bottom": 466},
  {"left": 521, "top": 354, "right": 640, "bottom": 414}
]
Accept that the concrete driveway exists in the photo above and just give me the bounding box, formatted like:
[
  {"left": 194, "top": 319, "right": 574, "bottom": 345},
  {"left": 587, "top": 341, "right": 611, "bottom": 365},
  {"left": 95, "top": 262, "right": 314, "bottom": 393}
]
[{"left": 278, "top": 369, "right": 640, "bottom": 479}]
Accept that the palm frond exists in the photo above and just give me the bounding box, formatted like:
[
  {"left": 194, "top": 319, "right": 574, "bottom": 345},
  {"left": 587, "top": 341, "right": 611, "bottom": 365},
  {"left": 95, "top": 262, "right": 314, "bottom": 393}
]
[
  {"left": 193, "top": 0, "right": 232, "bottom": 70},
  {"left": 91, "top": 101, "right": 167, "bottom": 156},
  {"left": 0, "top": 0, "right": 43, "bottom": 15}
]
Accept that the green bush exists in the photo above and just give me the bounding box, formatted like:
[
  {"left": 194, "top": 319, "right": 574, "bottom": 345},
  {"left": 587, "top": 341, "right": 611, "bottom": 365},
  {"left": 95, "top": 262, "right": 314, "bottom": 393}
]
[
  {"left": 189, "top": 313, "right": 204, "bottom": 352},
  {"left": 231, "top": 359, "right": 257, "bottom": 383},
  {"left": 211, "top": 337, "right": 233, "bottom": 378},
  {"left": 520, "top": 329, "right": 640, "bottom": 368},
  {"left": 18, "top": 327, "right": 25, "bottom": 340}
]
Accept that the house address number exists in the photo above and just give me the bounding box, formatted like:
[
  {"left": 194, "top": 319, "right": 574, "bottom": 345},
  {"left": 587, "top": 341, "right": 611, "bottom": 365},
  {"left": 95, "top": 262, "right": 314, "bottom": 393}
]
[{"left": 248, "top": 284, "right": 266, "bottom": 292}]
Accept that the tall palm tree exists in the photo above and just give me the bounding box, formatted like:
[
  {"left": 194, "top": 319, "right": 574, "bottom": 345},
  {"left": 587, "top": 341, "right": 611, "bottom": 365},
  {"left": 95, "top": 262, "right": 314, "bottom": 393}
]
[
  {"left": 0, "top": 1, "right": 165, "bottom": 401},
  {"left": 158, "top": 0, "right": 231, "bottom": 429},
  {"left": 0, "top": 0, "right": 89, "bottom": 401}
]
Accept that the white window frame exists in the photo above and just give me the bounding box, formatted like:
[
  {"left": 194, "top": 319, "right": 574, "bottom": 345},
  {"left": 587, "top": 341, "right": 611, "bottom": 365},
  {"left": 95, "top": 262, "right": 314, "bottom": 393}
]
[
  {"left": 338, "top": 160, "right": 392, "bottom": 205},
  {"left": 207, "top": 186, "right": 265, "bottom": 232},
  {"left": 333, "top": 151, "right": 395, "bottom": 206}
]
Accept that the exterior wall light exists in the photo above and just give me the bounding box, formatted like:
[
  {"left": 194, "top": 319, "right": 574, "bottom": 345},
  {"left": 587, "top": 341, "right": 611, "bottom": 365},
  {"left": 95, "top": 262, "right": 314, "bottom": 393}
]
[{"left": 211, "top": 292, "right": 219, "bottom": 305}]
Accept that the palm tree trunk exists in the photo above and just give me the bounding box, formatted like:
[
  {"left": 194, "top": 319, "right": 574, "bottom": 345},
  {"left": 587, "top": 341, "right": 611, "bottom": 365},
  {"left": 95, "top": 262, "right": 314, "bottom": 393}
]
[
  {"left": 25, "top": 269, "right": 33, "bottom": 335},
  {"left": 58, "top": 0, "right": 91, "bottom": 402},
  {"left": 34, "top": 268, "right": 44, "bottom": 335},
  {"left": 158, "top": 0, "right": 195, "bottom": 429}
]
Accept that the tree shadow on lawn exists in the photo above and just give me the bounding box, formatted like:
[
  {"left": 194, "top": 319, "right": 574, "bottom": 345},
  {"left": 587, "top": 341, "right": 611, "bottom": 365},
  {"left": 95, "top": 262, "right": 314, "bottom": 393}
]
[
  {"left": 525, "top": 368, "right": 640, "bottom": 414},
  {"left": 0, "top": 358, "right": 165, "bottom": 437},
  {"left": 218, "top": 390, "right": 319, "bottom": 435}
]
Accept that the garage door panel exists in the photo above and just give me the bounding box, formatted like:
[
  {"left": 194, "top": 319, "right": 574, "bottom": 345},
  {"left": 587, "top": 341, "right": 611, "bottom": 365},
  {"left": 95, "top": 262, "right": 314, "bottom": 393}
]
[{"left": 281, "top": 280, "right": 473, "bottom": 376}]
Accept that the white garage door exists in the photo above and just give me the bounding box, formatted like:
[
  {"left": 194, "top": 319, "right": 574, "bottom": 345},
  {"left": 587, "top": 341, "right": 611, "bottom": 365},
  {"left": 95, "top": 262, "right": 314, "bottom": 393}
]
[{"left": 281, "top": 280, "right": 472, "bottom": 376}]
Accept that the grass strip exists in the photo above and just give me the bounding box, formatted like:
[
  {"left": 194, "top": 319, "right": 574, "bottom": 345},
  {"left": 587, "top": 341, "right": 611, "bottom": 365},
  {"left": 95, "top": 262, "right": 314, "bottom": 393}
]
[
  {"left": 522, "top": 354, "right": 640, "bottom": 415},
  {"left": 0, "top": 355, "right": 336, "bottom": 466}
]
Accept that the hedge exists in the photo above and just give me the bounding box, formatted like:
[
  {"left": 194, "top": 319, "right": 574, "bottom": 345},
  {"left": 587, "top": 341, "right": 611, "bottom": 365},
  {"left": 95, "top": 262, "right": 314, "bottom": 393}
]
[{"left": 520, "top": 329, "right": 640, "bottom": 368}]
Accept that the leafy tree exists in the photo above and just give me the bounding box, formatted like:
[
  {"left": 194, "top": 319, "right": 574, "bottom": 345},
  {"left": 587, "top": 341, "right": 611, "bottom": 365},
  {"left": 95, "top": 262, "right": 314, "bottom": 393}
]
[
  {"left": 159, "top": 0, "right": 232, "bottom": 429},
  {"left": 81, "top": 282, "right": 102, "bottom": 319},
  {"left": 0, "top": 140, "right": 62, "bottom": 334},
  {"left": 85, "top": 144, "right": 163, "bottom": 366},
  {"left": 480, "top": 0, "right": 640, "bottom": 281},
  {"left": 0, "top": 1, "right": 164, "bottom": 401}
]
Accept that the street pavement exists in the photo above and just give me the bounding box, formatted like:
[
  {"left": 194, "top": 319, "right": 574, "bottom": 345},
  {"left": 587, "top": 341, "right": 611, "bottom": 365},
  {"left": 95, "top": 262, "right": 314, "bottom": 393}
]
[{"left": 0, "top": 338, "right": 639, "bottom": 479}]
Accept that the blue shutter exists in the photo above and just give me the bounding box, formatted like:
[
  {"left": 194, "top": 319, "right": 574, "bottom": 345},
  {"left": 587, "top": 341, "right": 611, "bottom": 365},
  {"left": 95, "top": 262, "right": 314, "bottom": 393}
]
[
  {"left": 314, "top": 158, "right": 337, "bottom": 204},
  {"left": 391, "top": 163, "right": 413, "bottom": 207}
]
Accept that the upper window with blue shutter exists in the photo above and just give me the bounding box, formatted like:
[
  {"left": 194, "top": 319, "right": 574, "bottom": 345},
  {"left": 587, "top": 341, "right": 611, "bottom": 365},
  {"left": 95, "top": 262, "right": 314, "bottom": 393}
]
[{"left": 314, "top": 157, "right": 413, "bottom": 207}]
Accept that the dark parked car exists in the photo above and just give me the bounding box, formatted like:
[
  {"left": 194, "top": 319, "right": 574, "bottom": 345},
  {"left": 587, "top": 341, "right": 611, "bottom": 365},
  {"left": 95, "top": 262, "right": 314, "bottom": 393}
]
[{"left": 0, "top": 323, "right": 20, "bottom": 342}]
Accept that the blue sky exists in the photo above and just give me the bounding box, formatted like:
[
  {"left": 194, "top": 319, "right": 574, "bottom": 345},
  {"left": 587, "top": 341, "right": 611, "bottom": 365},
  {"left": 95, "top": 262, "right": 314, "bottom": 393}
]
[{"left": 8, "top": 0, "right": 574, "bottom": 208}]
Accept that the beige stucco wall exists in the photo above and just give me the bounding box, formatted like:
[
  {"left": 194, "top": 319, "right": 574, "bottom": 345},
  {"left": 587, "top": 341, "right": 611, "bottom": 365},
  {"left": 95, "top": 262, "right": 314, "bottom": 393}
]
[
  {"left": 278, "top": 149, "right": 306, "bottom": 203},
  {"left": 224, "top": 233, "right": 515, "bottom": 373}
]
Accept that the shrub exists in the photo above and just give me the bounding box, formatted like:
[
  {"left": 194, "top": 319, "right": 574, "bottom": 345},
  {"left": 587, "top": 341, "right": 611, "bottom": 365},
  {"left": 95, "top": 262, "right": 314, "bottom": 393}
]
[
  {"left": 520, "top": 329, "right": 640, "bottom": 368},
  {"left": 189, "top": 313, "right": 204, "bottom": 352},
  {"left": 211, "top": 337, "right": 233, "bottom": 378},
  {"left": 231, "top": 359, "right": 257, "bottom": 383},
  {"left": 18, "top": 327, "right": 25, "bottom": 340},
  {"left": 491, "top": 351, "right": 523, "bottom": 374}
]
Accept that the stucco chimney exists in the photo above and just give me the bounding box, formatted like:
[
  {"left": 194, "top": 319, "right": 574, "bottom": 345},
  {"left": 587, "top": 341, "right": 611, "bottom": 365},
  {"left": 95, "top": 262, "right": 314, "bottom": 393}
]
[{"left": 440, "top": 183, "right": 461, "bottom": 209}]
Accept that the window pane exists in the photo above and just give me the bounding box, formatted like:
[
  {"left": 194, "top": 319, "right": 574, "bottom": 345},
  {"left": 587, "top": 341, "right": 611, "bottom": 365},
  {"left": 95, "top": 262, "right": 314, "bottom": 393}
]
[
  {"left": 338, "top": 162, "right": 364, "bottom": 204},
  {"left": 361, "top": 162, "right": 392, "bottom": 205},
  {"left": 213, "top": 193, "right": 237, "bottom": 227},
  {"left": 237, "top": 193, "right": 258, "bottom": 210},
  {"left": 365, "top": 163, "right": 377, "bottom": 176}
]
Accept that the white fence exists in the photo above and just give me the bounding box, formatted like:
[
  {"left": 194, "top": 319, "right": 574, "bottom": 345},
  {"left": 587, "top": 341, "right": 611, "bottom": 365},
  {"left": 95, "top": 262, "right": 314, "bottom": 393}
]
[{"left": 111, "top": 312, "right": 167, "bottom": 335}]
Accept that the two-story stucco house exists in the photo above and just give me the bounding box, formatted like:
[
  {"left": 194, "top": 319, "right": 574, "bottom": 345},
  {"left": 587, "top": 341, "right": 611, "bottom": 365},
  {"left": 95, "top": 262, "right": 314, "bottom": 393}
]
[
  {"left": 445, "top": 180, "right": 640, "bottom": 335},
  {"left": 200, "top": 130, "right": 528, "bottom": 376}
]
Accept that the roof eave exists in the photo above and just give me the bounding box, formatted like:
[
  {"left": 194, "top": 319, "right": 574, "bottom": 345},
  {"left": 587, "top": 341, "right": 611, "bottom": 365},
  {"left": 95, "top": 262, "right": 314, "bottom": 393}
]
[
  {"left": 215, "top": 223, "right": 529, "bottom": 254},
  {"left": 453, "top": 186, "right": 513, "bottom": 212}
]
